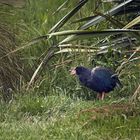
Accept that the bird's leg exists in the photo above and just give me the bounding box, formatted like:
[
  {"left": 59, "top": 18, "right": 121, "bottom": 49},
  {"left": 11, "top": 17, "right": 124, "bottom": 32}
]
[
  {"left": 97, "top": 92, "right": 106, "bottom": 100},
  {"left": 100, "top": 92, "right": 105, "bottom": 100},
  {"left": 96, "top": 93, "right": 100, "bottom": 99}
]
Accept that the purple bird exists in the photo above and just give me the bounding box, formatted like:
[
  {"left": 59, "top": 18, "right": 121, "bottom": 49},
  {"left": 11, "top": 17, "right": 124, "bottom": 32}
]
[{"left": 70, "top": 66, "right": 122, "bottom": 100}]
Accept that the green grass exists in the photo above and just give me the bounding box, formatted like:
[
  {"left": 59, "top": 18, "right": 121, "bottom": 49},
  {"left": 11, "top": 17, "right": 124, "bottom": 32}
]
[
  {"left": 0, "top": 94, "right": 140, "bottom": 140},
  {"left": 0, "top": 0, "right": 140, "bottom": 139}
]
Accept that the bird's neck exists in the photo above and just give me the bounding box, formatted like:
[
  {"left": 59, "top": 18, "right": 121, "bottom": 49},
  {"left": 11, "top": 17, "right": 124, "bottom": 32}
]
[{"left": 78, "top": 69, "right": 91, "bottom": 80}]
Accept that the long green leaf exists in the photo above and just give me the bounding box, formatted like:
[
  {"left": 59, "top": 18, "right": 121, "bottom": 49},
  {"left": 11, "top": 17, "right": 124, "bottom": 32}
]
[
  {"left": 71, "top": 15, "right": 97, "bottom": 24},
  {"left": 123, "top": 16, "right": 140, "bottom": 29},
  {"left": 51, "top": 29, "right": 140, "bottom": 44},
  {"left": 59, "top": 0, "right": 133, "bottom": 45},
  {"left": 80, "top": 0, "right": 133, "bottom": 30},
  {"left": 55, "top": 48, "right": 96, "bottom": 54},
  {"left": 49, "top": 0, "right": 88, "bottom": 33},
  {"left": 50, "top": 29, "right": 139, "bottom": 37}
]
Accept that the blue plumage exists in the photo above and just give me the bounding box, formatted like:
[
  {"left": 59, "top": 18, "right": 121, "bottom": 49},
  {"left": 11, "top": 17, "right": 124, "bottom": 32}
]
[{"left": 71, "top": 66, "right": 122, "bottom": 100}]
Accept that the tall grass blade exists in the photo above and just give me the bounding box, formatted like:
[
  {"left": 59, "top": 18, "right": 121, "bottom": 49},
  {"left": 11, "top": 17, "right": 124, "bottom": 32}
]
[
  {"left": 0, "top": 0, "right": 26, "bottom": 7},
  {"left": 27, "top": 48, "right": 55, "bottom": 90},
  {"left": 52, "top": 0, "right": 69, "bottom": 15},
  {"left": 0, "top": 36, "right": 48, "bottom": 59},
  {"left": 131, "top": 84, "right": 140, "bottom": 102}
]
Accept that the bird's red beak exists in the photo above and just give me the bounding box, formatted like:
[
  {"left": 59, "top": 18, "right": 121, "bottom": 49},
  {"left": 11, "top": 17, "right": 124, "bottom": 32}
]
[{"left": 70, "top": 68, "right": 76, "bottom": 75}]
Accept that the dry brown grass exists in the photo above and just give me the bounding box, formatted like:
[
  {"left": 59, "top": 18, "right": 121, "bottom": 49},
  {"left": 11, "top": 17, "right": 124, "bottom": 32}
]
[{"left": 78, "top": 103, "right": 136, "bottom": 126}]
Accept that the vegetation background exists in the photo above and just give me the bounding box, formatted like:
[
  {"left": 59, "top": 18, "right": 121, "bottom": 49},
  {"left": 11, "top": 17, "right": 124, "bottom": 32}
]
[{"left": 0, "top": 0, "right": 140, "bottom": 139}]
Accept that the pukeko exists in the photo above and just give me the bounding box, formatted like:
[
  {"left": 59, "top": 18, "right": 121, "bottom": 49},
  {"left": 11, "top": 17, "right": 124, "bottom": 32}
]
[{"left": 70, "top": 66, "right": 122, "bottom": 100}]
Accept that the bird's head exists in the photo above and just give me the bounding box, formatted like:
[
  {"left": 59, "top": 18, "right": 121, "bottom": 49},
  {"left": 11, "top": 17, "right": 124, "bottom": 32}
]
[{"left": 70, "top": 66, "right": 90, "bottom": 76}]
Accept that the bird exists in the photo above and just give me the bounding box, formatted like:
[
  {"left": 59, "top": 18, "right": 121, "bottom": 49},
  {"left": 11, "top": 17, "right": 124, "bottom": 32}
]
[{"left": 70, "top": 66, "right": 122, "bottom": 100}]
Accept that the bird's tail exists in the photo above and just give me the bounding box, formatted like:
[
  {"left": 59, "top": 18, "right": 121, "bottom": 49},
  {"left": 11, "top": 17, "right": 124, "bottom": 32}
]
[
  {"left": 111, "top": 74, "right": 123, "bottom": 88},
  {"left": 116, "top": 78, "right": 123, "bottom": 88}
]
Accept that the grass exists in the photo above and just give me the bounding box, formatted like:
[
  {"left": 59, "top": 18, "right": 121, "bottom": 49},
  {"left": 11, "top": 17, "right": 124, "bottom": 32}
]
[
  {"left": 0, "top": 0, "right": 140, "bottom": 139},
  {"left": 0, "top": 94, "right": 140, "bottom": 140}
]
